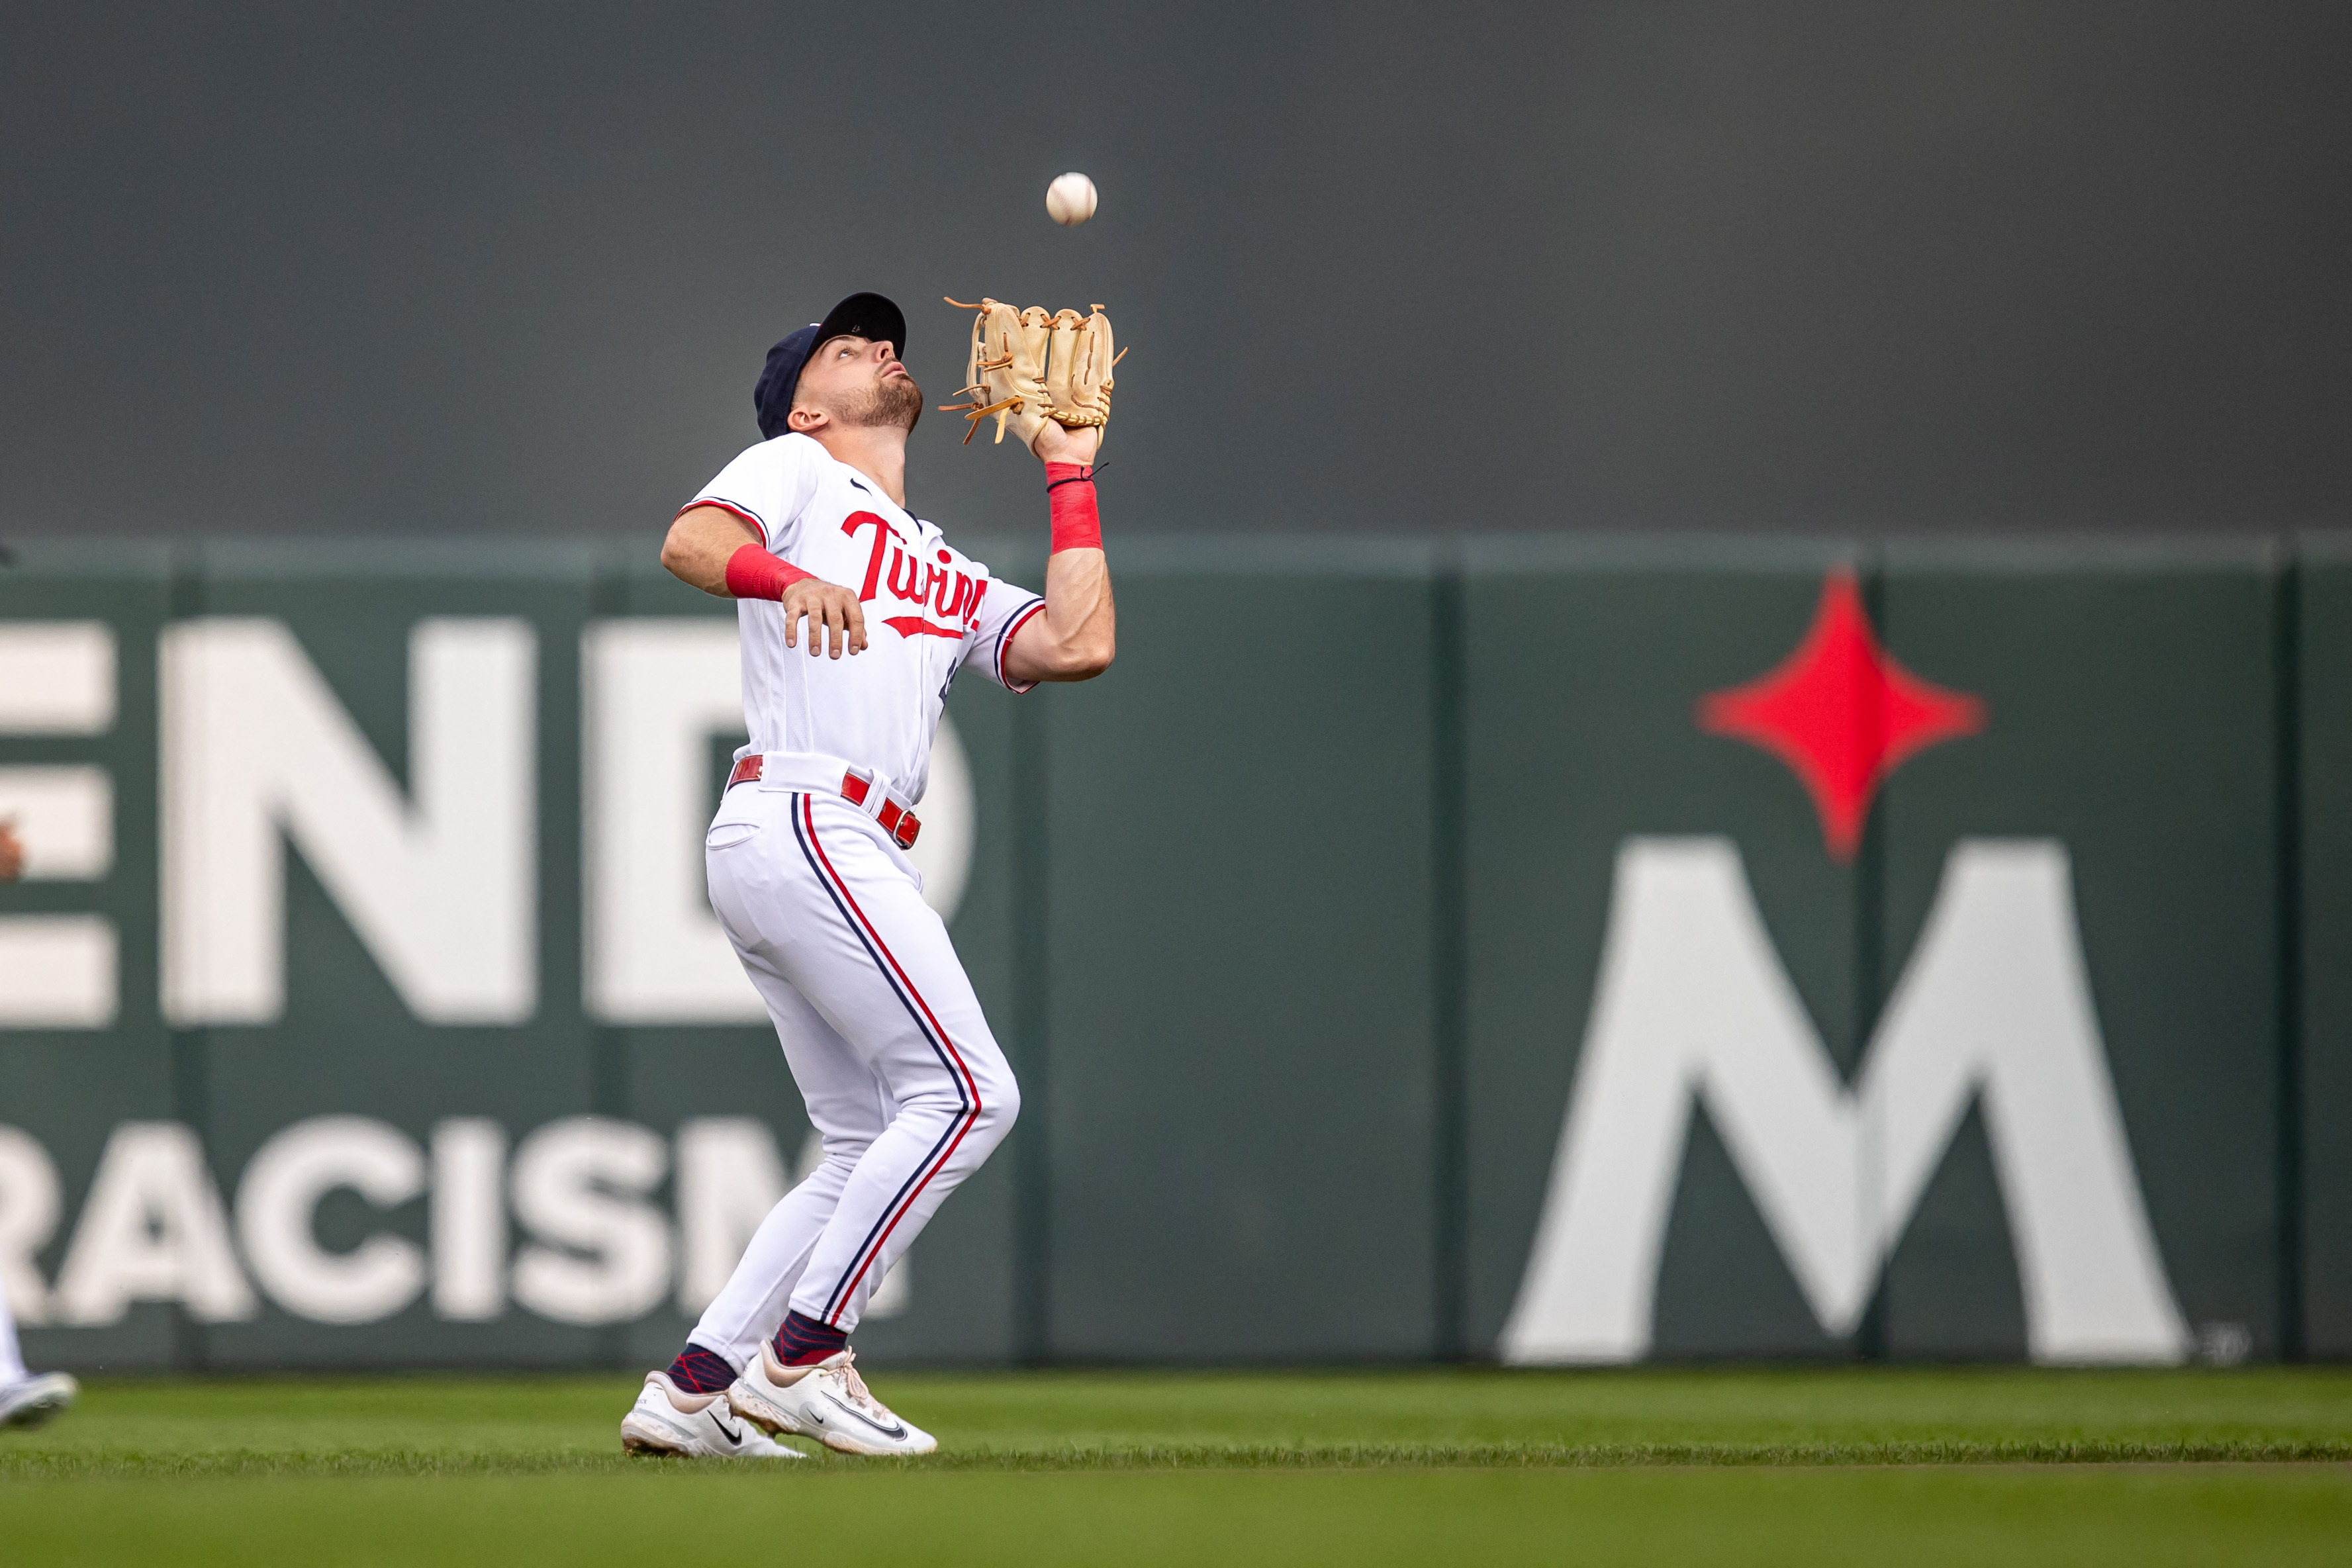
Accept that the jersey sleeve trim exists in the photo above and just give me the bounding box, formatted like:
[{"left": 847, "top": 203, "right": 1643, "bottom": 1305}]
[
  {"left": 679, "top": 496, "right": 770, "bottom": 538},
  {"left": 994, "top": 597, "right": 1050, "bottom": 694}
]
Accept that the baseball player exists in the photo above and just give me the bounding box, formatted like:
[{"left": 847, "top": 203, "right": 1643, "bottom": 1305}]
[
  {"left": 620, "top": 293, "right": 1113, "bottom": 1458},
  {"left": 0, "top": 818, "right": 79, "bottom": 1429}
]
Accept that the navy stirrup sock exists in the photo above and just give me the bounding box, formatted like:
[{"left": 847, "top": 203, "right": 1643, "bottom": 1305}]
[
  {"left": 774, "top": 1310, "right": 849, "bottom": 1367},
  {"left": 665, "top": 1343, "right": 738, "bottom": 1395}
]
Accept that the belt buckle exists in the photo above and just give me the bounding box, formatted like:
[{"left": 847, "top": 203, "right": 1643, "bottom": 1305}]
[
  {"left": 841, "top": 766, "right": 919, "bottom": 848},
  {"left": 876, "top": 799, "right": 922, "bottom": 850}
]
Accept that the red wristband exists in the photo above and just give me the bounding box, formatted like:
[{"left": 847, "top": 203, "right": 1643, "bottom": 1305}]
[
  {"left": 1045, "top": 463, "right": 1103, "bottom": 553},
  {"left": 725, "top": 543, "right": 814, "bottom": 601}
]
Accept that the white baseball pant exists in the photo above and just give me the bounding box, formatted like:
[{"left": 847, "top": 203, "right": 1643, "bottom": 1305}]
[
  {"left": 686, "top": 765, "right": 1019, "bottom": 1366},
  {"left": 0, "top": 1280, "right": 24, "bottom": 1384}
]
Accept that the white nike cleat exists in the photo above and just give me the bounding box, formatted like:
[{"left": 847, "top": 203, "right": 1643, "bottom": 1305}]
[
  {"left": 0, "top": 1372, "right": 77, "bottom": 1428},
  {"left": 729, "top": 1344, "right": 937, "bottom": 1456},
  {"left": 620, "top": 1371, "right": 802, "bottom": 1459}
]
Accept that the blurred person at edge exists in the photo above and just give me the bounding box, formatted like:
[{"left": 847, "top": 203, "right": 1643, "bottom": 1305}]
[{"left": 0, "top": 817, "right": 78, "bottom": 1428}]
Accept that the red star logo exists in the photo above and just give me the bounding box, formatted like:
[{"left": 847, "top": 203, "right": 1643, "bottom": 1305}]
[{"left": 1697, "top": 569, "right": 1987, "bottom": 861}]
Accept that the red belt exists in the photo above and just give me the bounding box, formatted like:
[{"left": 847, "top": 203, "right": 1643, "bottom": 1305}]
[{"left": 727, "top": 755, "right": 922, "bottom": 850}]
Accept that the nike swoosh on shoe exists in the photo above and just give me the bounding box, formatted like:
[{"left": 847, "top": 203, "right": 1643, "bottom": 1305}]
[{"left": 822, "top": 1392, "right": 907, "bottom": 1440}]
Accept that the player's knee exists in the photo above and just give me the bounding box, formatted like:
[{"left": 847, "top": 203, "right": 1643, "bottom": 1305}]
[
  {"left": 984, "top": 1074, "right": 1021, "bottom": 1134},
  {"left": 965, "top": 1069, "right": 1019, "bottom": 1146}
]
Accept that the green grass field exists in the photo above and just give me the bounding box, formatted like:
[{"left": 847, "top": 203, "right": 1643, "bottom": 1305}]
[{"left": 3, "top": 1367, "right": 2348, "bottom": 1565}]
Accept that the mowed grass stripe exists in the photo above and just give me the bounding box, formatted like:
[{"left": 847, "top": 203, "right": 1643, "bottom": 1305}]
[
  {"left": 3, "top": 1367, "right": 2350, "bottom": 1481},
  {"left": 3, "top": 1375, "right": 2349, "bottom": 1567},
  {"left": 5, "top": 1466, "right": 2352, "bottom": 1568},
  {"left": 5, "top": 1437, "right": 2352, "bottom": 1483}
]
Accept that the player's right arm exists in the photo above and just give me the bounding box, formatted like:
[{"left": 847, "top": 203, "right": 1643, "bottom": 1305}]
[{"left": 661, "top": 504, "right": 869, "bottom": 659}]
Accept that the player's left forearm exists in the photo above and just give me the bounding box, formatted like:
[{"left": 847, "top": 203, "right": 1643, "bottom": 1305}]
[
  {"left": 1003, "top": 423, "right": 1113, "bottom": 682},
  {"left": 1005, "top": 466, "right": 1115, "bottom": 682},
  {"left": 1003, "top": 545, "right": 1113, "bottom": 683},
  {"left": 1023, "top": 545, "right": 1115, "bottom": 681}
]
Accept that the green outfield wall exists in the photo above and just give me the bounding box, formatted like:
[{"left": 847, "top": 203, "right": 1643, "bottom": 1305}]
[{"left": 0, "top": 535, "right": 2342, "bottom": 1368}]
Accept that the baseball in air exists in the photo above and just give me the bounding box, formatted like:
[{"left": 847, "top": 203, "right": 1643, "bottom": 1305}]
[{"left": 1046, "top": 171, "right": 1098, "bottom": 226}]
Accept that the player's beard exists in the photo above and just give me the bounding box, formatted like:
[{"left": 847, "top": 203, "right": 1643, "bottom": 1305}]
[{"left": 840, "top": 372, "right": 923, "bottom": 433}]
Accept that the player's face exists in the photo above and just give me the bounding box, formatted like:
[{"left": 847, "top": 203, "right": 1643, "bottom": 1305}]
[{"left": 796, "top": 335, "right": 922, "bottom": 432}]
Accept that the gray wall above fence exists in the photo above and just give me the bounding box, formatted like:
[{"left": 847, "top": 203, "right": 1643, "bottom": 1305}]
[{"left": 0, "top": 2, "right": 2345, "bottom": 545}]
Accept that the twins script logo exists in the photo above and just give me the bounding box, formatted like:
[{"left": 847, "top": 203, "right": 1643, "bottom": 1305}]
[
  {"left": 1503, "top": 570, "right": 2190, "bottom": 1365},
  {"left": 843, "top": 512, "right": 991, "bottom": 642}
]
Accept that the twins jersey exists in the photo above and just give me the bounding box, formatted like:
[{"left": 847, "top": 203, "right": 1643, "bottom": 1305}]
[
  {"left": 688, "top": 432, "right": 1045, "bottom": 804},
  {"left": 677, "top": 430, "right": 1036, "bottom": 1355}
]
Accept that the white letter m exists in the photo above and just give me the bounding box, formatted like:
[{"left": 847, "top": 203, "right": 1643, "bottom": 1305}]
[{"left": 1500, "top": 837, "right": 2189, "bottom": 1366}]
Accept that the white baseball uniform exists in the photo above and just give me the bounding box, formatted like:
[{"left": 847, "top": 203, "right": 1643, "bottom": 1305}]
[
  {"left": 681, "top": 432, "right": 1039, "bottom": 1362},
  {"left": 0, "top": 1284, "right": 24, "bottom": 1384}
]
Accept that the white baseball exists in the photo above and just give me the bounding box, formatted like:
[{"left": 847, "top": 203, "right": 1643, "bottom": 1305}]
[{"left": 1046, "top": 171, "right": 1098, "bottom": 226}]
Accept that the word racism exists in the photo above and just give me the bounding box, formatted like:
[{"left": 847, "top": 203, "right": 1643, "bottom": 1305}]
[{"left": 0, "top": 1116, "right": 906, "bottom": 1331}]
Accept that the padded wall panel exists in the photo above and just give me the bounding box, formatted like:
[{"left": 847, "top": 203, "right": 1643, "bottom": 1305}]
[
  {"left": 2, "top": 545, "right": 180, "bottom": 1370},
  {"left": 1462, "top": 541, "right": 1865, "bottom": 1362},
  {"left": 2298, "top": 535, "right": 2352, "bottom": 1356},
  {"left": 1878, "top": 542, "right": 2281, "bottom": 1361},
  {"left": 1042, "top": 540, "right": 1439, "bottom": 1360}
]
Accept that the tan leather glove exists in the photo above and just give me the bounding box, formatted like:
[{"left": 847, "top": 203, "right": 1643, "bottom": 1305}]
[{"left": 941, "top": 298, "right": 1122, "bottom": 449}]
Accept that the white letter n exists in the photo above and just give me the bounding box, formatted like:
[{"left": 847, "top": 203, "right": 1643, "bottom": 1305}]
[{"left": 162, "top": 617, "right": 536, "bottom": 1024}]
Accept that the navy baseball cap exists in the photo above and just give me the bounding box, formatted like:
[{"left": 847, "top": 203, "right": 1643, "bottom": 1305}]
[{"left": 754, "top": 292, "right": 908, "bottom": 439}]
